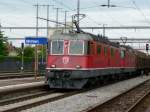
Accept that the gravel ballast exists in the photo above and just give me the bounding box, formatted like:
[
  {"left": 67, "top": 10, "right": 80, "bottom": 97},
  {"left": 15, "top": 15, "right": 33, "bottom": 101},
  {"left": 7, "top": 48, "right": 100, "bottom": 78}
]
[{"left": 22, "top": 76, "right": 150, "bottom": 112}]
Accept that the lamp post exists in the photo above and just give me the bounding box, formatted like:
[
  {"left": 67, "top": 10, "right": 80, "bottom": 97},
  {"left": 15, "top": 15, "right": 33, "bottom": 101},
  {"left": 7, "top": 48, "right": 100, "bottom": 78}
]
[{"left": 21, "top": 43, "right": 24, "bottom": 73}]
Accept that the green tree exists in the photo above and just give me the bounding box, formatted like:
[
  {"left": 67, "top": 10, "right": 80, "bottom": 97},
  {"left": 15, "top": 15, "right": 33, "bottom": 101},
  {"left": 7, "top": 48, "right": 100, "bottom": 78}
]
[
  {"left": 38, "top": 45, "right": 47, "bottom": 58},
  {"left": 24, "top": 46, "right": 34, "bottom": 57},
  {"left": 0, "top": 31, "right": 8, "bottom": 56},
  {"left": 17, "top": 46, "right": 34, "bottom": 57}
]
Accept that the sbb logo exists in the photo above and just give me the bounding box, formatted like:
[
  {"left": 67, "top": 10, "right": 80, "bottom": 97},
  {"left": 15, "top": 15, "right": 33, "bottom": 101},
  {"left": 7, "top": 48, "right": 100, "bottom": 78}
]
[{"left": 62, "top": 56, "right": 69, "bottom": 64}]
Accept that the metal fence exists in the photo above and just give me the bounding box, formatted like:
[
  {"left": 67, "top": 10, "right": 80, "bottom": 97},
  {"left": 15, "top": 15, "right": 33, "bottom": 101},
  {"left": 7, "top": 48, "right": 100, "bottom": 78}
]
[{"left": 0, "top": 57, "right": 46, "bottom": 74}]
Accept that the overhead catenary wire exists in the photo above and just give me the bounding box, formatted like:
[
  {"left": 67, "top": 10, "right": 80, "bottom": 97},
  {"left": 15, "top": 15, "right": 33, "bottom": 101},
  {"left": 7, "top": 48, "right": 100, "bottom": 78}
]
[
  {"left": 94, "top": 0, "right": 149, "bottom": 38},
  {"left": 85, "top": 16, "right": 102, "bottom": 26},
  {"left": 90, "top": 1, "right": 125, "bottom": 27},
  {"left": 85, "top": 15, "right": 127, "bottom": 38},
  {"left": 79, "top": 4, "right": 136, "bottom": 11},
  {"left": 131, "top": 0, "right": 150, "bottom": 25},
  {"left": 94, "top": 4, "right": 127, "bottom": 37},
  {"left": 52, "top": 0, "right": 75, "bottom": 11},
  {"left": 1, "top": 0, "right": 150, "bottom": 41}
]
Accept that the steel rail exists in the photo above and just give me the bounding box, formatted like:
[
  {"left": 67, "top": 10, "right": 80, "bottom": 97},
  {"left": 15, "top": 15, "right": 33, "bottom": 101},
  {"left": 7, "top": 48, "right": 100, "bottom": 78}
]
[
  {"left": 125, "top": 88, "right": 150, "bottom": 112},
  {"left": 0, "top": 89, "right": 57, "bottom": 106},
  {"left": 0, "top": 90, "right": 84, "bottom": 112},
  {"left": 0, "top": 81, "right": 113, "bottom": 112},
  {"left": 86, "top": 79, "right": 150, "bottom": 112}
]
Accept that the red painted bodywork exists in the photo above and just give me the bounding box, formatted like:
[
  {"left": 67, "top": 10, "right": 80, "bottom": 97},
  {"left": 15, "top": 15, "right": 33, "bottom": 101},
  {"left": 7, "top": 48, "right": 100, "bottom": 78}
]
[{"left": 47, "top": 40, "right": 136, "bottom": 70}]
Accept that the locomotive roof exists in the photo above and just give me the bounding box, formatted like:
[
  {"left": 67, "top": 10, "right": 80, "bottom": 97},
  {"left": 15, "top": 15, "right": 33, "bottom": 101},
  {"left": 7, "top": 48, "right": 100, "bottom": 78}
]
[
  {"left": 50, "top": 32, "right": 120, "bottom": 48},
  {"left": 50, "top": 32, "right": 93, "bottom": 40},
  {"left": 49, "top": 31, "right": 148, "bottom": 56}
]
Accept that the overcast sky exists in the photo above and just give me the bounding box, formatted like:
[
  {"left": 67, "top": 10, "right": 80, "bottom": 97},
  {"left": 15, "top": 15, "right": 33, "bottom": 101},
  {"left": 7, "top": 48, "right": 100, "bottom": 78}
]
[{"left": 1, "top": 0, "right": 150, "bottom": 47}]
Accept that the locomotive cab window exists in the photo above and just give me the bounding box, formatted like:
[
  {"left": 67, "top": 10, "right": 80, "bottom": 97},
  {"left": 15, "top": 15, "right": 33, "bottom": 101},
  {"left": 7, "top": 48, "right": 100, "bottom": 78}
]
[
  {"left": 69, "top": 40, "right": 84, "bottom": 55},
  {"left": 51, "top": 40, "right": 64, "bottom": 54}
]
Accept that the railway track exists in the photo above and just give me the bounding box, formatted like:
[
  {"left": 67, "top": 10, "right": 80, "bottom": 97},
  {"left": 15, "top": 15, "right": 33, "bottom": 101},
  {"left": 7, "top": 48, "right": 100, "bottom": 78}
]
[
  {"left": 125, "top": 88, "right": 150, "bottom": 112},
  {"left": 0, "top": 76, "right": 148, "bottom": 112},
  {"left": 0, "top": 83, "right": 83, "bottom": 112},
  {"left": 86, "top": 79, "right": 150, "bottom": 112}
]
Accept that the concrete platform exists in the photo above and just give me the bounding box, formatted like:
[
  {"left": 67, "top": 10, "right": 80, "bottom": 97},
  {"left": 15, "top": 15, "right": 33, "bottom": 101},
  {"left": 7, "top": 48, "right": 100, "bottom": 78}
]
[
  {"left": 22, "top": 76, "right": 150, "bottom": 112},
  {"left": 0, "top": 81, "right": 45, "bottom": 93},
  {"left": 0, "top": 77, "right": 44, "bottom": 87}
]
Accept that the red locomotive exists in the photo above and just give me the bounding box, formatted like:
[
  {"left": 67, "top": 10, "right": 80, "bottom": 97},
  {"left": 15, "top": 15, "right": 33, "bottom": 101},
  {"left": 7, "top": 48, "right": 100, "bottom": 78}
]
[{"left": 46, "top": 29, "right": 150, "bottom": 89}]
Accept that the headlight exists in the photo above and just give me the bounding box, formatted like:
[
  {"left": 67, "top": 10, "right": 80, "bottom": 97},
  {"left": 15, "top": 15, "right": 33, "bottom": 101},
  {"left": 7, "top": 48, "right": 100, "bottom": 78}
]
[
  {"left": 51, "top": 65, "right": 56, "bottom": 68},
  {"left": 76, "top": 65, "right": 81, "bottom": 69}
]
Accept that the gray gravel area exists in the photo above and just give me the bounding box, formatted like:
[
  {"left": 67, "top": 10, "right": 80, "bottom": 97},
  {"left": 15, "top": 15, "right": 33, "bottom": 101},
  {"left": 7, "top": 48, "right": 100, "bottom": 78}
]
[{"left": 22, "top": 76, "right": 150, "bottom": 112}]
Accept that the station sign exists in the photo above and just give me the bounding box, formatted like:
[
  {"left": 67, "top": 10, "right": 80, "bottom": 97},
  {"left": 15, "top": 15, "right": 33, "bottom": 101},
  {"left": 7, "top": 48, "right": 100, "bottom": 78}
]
[{"left": 25, "top": 37, "right": 48, "bottom": 45}]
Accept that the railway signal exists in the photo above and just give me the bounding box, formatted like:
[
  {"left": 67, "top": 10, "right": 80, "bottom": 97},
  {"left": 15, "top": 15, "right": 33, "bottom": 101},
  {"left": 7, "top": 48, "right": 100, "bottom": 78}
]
[
  {"left": 21, "top": 43, "right": 24, "bottom": 49},
  {"left": 146, "top": 43, "right": 149, "bottom": 52}
]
